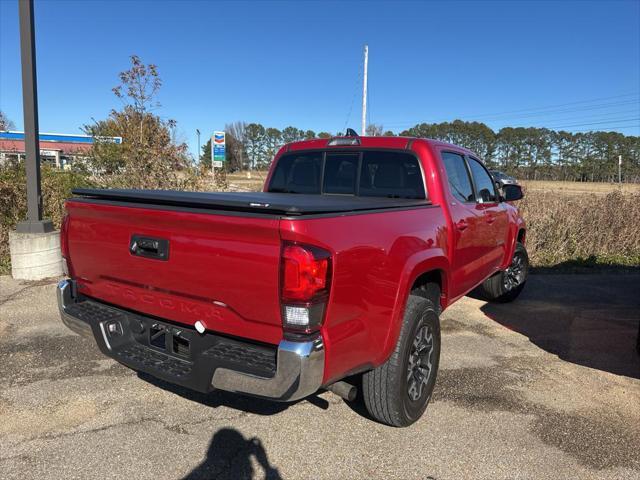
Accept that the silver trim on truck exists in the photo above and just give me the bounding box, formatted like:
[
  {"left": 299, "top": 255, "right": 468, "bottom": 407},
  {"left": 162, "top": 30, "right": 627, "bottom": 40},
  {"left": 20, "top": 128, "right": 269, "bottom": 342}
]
[
  {"left": 211, "top": 336, "right": 324, "bottom": 401},
  {"left": 57, "top": 279, "right": 325, "bottom": 402},
  {"left": 57, "top": 279, "right": 93, "bottom": 338}
]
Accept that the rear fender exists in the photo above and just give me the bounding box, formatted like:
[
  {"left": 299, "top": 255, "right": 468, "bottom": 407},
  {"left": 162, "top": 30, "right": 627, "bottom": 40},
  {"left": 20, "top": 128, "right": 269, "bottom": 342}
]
[
  {"left": 379, "top": 249, "right": 449, "bottom": 365},
  {"left": 499, "top": 213, "right": 526, "bottom": 270}
]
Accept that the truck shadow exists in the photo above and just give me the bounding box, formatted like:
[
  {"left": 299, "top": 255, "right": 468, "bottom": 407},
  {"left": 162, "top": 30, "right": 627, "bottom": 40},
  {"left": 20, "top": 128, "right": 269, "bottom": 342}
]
[
  {"left": 182, "top": 427, "right": 282, "bottom": 480},
  {"left": 476, "top": 274, "right": 640, "bottom": 380},
  {"left": 137, "top": 372, "right": 331, "bottom": 416}
]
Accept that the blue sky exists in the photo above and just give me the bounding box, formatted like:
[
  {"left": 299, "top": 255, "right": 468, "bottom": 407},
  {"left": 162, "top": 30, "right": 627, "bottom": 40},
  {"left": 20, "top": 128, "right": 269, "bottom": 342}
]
[{"left": 1, "top": 0, "right": 639, "bottom": 157}]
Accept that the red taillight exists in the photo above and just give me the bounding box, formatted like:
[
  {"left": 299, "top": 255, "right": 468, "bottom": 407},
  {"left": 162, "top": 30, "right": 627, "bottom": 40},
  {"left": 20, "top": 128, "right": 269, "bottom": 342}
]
[
  {"left": 282, "top": 243, "right": 330, "bottom": 302},
  {"left": 280, "top": 242, "right": 331, "bottom": 333}
]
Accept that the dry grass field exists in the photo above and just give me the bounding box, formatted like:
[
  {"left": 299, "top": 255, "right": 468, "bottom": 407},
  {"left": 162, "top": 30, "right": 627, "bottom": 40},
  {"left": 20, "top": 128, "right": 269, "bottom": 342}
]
[
  {"left": 518, "top": 189, "right": 639, "bottom": 269},
  {"left": 522, "top": 180, "right": 640, "bottom": 196},
  {"left": 225, "top": 171, "right": 268, "bottom": 191}
]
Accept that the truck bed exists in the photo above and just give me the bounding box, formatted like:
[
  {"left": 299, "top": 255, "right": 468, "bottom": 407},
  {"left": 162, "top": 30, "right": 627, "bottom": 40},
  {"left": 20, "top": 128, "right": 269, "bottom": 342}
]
[{"left": 71, "top": 189, "right": 430, "bottom": 216}]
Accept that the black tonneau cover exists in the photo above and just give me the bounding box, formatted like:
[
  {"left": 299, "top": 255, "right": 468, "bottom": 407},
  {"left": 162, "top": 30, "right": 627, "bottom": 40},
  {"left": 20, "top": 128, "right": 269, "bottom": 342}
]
[{"left": 71, "top": 188, "right": 430, "bottom": 216}]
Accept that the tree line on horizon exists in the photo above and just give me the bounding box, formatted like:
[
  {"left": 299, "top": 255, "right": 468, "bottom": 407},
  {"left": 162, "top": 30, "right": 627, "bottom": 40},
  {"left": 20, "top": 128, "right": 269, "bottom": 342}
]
[
  {"left": 201, "top": 120, "right": 640, "bottom": 183},
  {"left": 2, "top": 53, "right": 638, "bottom": 184}
]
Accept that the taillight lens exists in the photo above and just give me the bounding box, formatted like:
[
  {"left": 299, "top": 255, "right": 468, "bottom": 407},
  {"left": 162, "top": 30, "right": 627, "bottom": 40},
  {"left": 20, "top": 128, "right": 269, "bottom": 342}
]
[
  {"left": 282, "top": 244, "right": 330, "bottom": 302},
  {"left": 280, "top": 242, "right": 331, "bottom": 333}
]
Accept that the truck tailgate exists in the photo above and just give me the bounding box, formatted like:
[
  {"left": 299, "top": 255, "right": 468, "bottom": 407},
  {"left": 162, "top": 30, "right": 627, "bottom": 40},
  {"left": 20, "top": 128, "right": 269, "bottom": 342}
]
[{"left": 65, "top": 200, "right": 283, "bottom": 345}]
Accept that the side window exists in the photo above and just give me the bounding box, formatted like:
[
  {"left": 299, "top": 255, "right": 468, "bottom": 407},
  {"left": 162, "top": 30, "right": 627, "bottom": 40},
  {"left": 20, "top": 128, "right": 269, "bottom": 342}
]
[
  {"left": 323, "top": 153, "right": 359, "bottom": 194},
  {"left": 467, "top": 158, "right": 498, "bottom": 203},
  {"left": 441, "top": 152, "right": 474, "bottom": 203}
]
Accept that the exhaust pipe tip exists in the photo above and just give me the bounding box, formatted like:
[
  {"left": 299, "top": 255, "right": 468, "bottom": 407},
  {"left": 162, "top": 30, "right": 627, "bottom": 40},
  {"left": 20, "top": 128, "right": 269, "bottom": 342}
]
[{"left": 327, "top": 381, "right": 357, "bottom": 402}]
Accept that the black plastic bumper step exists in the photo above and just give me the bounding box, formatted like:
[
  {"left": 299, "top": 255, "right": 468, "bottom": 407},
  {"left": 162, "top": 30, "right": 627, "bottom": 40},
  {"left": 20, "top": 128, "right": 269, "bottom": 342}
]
[
  {"left": 204, "top": 340, "right": 276, "bottom": 376},
  {"left": 64, "top": 297, "right": 277, "bottom": 392},
  {"left": 66, "top": 301, "right": 124, "bottom": 323},
  {"left": 116, "top": 343, "right": 192, "bottom": 378}
]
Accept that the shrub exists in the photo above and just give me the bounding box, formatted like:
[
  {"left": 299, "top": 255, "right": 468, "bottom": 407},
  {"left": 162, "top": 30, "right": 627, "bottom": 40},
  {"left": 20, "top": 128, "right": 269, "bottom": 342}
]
[{"left": 0, "top": 163, "right": 94, "bottom": 274}]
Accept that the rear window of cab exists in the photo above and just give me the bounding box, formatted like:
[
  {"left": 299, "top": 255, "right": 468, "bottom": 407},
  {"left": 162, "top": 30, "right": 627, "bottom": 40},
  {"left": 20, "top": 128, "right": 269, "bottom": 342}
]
[{"left": 268, "top": 150, "right": 426, "bottom": 199}]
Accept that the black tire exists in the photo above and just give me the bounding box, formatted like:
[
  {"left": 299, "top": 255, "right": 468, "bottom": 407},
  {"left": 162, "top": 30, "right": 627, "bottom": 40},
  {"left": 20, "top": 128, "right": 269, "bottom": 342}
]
[
  {"left": 362, "top": 293, "right": 441, "bottom": 427},
  {"left": 479, "top": 242, "right": 529, "bottom": 303}
]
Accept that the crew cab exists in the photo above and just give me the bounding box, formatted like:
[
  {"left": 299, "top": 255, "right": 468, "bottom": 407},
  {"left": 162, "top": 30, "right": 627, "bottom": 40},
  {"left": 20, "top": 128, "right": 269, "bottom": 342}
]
[{"left": 57, "top": 133, "right": 527, "bottom": 427}]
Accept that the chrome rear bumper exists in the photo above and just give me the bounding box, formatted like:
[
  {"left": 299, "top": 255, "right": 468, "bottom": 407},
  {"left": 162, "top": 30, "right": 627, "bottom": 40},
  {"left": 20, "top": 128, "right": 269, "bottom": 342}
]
[
  {"left": 57, "top": 279, "right": 92, "bottom": 338},
  {"left": 57, "top": 279, "right": 325, "bottom": 401},
  {"left": 211, "top": 337, "right": 324, "bottom": 401}
]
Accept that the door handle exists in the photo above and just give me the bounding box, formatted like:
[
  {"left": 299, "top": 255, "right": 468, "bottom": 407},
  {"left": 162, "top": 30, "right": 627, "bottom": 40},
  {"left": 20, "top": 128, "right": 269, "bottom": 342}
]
[
  {"left": 455, "top": 219, "right": 469, "bottom": 231},
  {"left": 129, "top": 235, "right": 170, "bottom": 260}
]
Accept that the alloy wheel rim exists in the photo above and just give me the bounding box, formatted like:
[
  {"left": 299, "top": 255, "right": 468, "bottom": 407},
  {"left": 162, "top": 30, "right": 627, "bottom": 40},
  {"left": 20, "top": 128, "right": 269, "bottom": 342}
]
[
  {"left": 504, "top": 252, "right": 527, "bottom": 291},
  {"left": 407, "top": 325, "right": 434, "bottom": 402}
]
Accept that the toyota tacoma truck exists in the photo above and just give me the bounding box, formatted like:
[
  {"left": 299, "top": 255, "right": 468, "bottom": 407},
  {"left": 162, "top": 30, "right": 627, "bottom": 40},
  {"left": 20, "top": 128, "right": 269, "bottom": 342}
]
[{"left": 57, "top": 132, "right": 527, "bottom": 427}]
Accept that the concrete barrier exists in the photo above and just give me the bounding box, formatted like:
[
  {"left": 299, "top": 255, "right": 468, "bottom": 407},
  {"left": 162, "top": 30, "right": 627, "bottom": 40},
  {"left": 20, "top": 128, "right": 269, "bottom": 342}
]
[{"left": 9, "top": 230, "right": 62, "bottom": 280}]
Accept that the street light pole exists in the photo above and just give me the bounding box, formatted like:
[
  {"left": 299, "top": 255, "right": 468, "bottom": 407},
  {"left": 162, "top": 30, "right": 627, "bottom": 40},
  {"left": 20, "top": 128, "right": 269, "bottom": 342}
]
[
  {"left": 361, "top": 44, "right": 368, "bottom": 136},
  {"left": 17, "top": 0, "right": 52, "bottom": 233},
  {"left": 196, "top": 129, "right": 201, "bottom": 165},
  {"left": 619, "top": 155, "right": 622, "bottom": 184}
]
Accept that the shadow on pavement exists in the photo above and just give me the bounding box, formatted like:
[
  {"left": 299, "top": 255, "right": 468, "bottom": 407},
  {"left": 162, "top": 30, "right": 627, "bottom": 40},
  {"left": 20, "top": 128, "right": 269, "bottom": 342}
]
[
  {"left": 183, "top": 428, "right": 282, "bottom": 480},
  {"left": 137, "top": 372, "right": 331, "bottom": 416},
  {"left": 478, "top": 274, "right": 640, "bottom": 379}
]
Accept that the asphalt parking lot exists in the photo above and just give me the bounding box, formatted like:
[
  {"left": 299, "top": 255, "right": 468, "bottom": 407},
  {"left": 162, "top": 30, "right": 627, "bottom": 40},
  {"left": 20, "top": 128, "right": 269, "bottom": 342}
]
[{"left": 0, "top": 274, "right": 638, "bottom": 480}]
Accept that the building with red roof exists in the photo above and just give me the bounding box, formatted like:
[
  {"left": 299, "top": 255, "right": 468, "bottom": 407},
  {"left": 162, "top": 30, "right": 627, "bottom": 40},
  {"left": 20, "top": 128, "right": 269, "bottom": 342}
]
[{"left": 0, "top": 131, "right": 122, "bottom": 168}]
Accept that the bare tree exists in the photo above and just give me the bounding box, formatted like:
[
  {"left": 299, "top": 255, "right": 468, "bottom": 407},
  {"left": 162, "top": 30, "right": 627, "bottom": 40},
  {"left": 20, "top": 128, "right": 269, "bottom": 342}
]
[
  {"left": 112, "top": 55, "right": 161, "bottom": 114},
  {"left": 0, "top": 111, "right": 16, "bottom": 130},
  {"left": 366, "top": 123, "right": 384, "bottom": 136},
  {"left": 83, "top": 55, "right": 192, "bottom": 189},
  {"left": 225, "top": 121, "right": 249, "bottom": 170},
  {"left": 226, "top": 121, "right": 248, "bottom": 146}
]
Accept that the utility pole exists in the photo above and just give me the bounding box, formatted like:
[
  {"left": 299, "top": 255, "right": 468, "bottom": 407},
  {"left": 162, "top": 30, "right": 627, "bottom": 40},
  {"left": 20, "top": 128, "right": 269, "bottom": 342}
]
[
  {"left": 17, "top": 0, "right": 51, "bottom": 233},
  {"left": 196, "top": 129, "right": 201, "bottom": 165},
  {"left": 618, "top": 155, "right": 622, "bottom": 183},
  {"left": 361, "top": 44, "right": 368, "bottom": 136}
]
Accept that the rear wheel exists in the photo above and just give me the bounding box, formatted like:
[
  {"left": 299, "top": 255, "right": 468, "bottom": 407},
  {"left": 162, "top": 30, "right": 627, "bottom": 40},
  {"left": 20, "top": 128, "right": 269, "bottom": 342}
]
[
  {"left": 479, "top": 242, "right": 529, "bottom": 303},
  {"left": 362, "top": 293, "right": 441, "bottom": 427}
]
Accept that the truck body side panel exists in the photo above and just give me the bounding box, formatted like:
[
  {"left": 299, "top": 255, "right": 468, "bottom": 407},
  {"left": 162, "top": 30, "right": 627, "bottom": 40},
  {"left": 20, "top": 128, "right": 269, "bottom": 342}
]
[{"left": 281, "top": 205, "right": 448, "bottom": 384}]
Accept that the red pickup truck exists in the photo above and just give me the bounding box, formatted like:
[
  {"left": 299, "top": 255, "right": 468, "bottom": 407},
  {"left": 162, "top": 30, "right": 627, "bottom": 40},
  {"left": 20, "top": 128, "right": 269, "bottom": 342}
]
[{"left": 57, "top": 133, "right": 527, "bottom": 427}]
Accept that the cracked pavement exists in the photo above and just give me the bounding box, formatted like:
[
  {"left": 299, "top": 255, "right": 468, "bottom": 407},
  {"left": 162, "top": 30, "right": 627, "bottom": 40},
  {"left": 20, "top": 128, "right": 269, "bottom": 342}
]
[{"left": 0, "top": 274, "right": 639, "bottom": 479}]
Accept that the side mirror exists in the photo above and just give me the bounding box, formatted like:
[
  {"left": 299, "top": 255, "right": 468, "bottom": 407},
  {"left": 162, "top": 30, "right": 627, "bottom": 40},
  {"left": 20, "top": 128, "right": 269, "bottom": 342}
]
[{"left": 502, "top": 184, "right": 523, "bottom": 202}]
